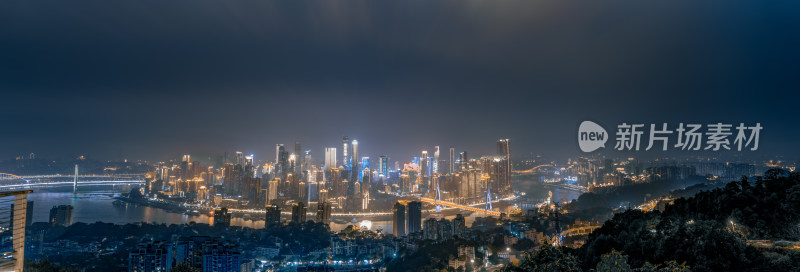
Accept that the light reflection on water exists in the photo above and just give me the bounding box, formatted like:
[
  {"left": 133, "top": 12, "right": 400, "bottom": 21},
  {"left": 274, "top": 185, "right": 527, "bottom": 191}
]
[{"left": 25, "top": 177, "right": 582, "bottom": 234}]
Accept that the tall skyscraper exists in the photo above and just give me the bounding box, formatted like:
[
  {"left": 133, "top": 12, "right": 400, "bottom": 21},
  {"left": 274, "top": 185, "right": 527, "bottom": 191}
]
[
  {"left": 342, "top": 136, "right": 349, "bottom": 168},
  {"left": 266, "top": 178, "right": 278, "bottom": 204},
  {"left": 294, "top": 141, "right": 302, "bottom": 174},
  {"left": 421, "top": 150, "right": 428, "bottom": 177},
  {"left": 1, "top": 190, "right": 32, "bottom": 272},
  {"left": 379, "top": 156, "right": 388, "bottom": 177},
  {"left": 275, "top": 144, "right": 283, "bottom": 163},
  {"left": 235, "top": 151, "right": 244, "bottom": 166},
  {"left": 49, "top": 205, "right": 73, "bottom": 226},
  {"left": 433, "top": 146, "right": 440, "bottom": 174},
  {"left": 265, "top": 204, "right": 281, "bottom": 229},
  {"left": 349, "top": 140, "right": 359, "bottom": 193},
  {"left": 359, "top": 157, "right": 370, "bottom": 182},
  {"left": 449, "top": 147, "right": 455, "bottom": 174},
  {"left": 497, "top": 139, "right": 510, "bottom": 160},
  {"left": 496, "top": 139, "right": 512, "bottom": 192},
  {"left": 325, "top": 147, "right": 337, "bottom": 169},
  {"left": 392, "top": 202, "right": 406, "bottom": 237},
  {"left": 213, "top": 207, "right": 231, "bottom": 227},
  {"left": 407, "top": 201, "right": 422, "bottom": 234},
  {"left": 316, "top": 201, "right": 332, "bottom": 225},
  {"left": 291, "top": 202, "right": 307, "bottom": 223}
]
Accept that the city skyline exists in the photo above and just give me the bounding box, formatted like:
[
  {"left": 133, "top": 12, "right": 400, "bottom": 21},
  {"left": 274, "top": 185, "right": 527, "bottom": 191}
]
[{"left": 4, "top": 1, "right": 800, "bottom": 271}]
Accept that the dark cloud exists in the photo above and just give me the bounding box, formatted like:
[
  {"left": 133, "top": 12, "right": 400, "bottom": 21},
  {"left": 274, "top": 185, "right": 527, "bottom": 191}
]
[{"left": 1, "top": 0, "right": 799, "bottom": 162}]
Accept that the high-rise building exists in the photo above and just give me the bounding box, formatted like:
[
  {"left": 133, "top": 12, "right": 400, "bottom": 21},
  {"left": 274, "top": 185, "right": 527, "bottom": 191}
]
[
  {"left": 496, "top": 139, "right": 512, "bottom": 192},
  {"left": 350, "top": 140, "right": 359, "bottom": 184},
  {"left": 200, "top": 240, "right": 241, "bottom": 272},
  {"left": 294, "top": 141, "right": 303, "bottom": 174},
  {"left": 213, "top": 207, "right": 231, "bottom": 227},
  {"left": 172, "top": 236, "right": 240, "bottom": 272},
  {"left": 449, "top": 147, "right": 455, "bottom": 174},
  {"left": 12, "top": 200, "right": 34, "bottom": 228},
  {"left": 235, "top": 151, "right": 244, "bottom": 166},
  {"left": 407, "top": 201, "right": 422, "bottom": 234},
  {"left": 453, "top": 214, "right": 467, "bottom": 238},
  {"left": 316, "top": 201, "right": 332, "bottom": 225},
  {"left": 49, "top": 205, "right": 73, "bottom": 226},
  {"left": 359, "top": 157, "right": 370, "bottom": 182},
  {"left": 1, "top": 190, "right": 32, "bottom": 272},
  {"left": 275, "top": 144, "right": 283, "bottom": 163},
  {"left": 277, "top": 146, "right": 289, "bottom": 178},
  {"left": 458, "top": 151, "right": 468, "bottom": 172},
  {"left": 392, "top": 202, "right": 406, "bottom": 237},
  {"left": 433, "top": 146, "right": 440, "bottom": 174},
  {"left": 342, "top": 136, "right": 349, "bottom": 168},
  {"left": 291, "top": 202, "right": 307, "bottom": 223},
  {"left": 423, "top": 218, "right": 453, "bottom": 241},
  {"left": 379, "top": 156, "right": 388, "bottom": 177},
  {"left": 325, "top": 147, "right": 337, "bottom": 169},
  {"left": 420, "top": 150, "right": 429, "bottom": 184},
  {"left": 265, "top": 204, "right": 281, "bottom": 229},
  {"left": 128, "top": 240, "right": 172, "bottom": 272},
  {"left": 266, "top": 178, "right": 278, "bottom": 204}
]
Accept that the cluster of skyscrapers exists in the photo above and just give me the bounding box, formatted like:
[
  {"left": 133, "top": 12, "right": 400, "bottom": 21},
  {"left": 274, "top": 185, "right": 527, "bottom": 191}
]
[{"left": 141, "top": 137, "right": 512, "bottom": 229}]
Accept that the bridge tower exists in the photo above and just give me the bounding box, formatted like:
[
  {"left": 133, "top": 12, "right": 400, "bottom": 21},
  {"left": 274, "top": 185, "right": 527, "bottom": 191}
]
[
  {"left": 435, "top": 181, "right": 441, "bottom": 213},
  {"left": 485, "top": 186, "right": 492, "bottom": 211},
  {"left": 73, "top": 164, "right": 78, "bottom": 194}
]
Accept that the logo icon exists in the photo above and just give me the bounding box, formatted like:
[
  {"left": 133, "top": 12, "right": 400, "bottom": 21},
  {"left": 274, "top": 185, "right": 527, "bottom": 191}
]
[{"left": 579, "top": 121, "right": 607, "bottom": 152}]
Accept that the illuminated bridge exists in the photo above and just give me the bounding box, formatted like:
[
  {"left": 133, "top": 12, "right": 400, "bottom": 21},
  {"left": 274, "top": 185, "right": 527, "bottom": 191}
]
[
  {"left": 551, "top": 225, "right": 602, "bottom": 246},
  {"left": 0, "top": 173, "right": 143, "bottom": 189},
  {"left": 417, "top": 197, "right": 501, "bottom": 216},
  {"left": 513, "top": 165, "right": 557, "bottom": 175}
]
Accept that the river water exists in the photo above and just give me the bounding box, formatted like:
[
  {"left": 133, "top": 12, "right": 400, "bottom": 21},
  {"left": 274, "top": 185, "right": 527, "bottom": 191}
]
[{"left": 23, "top": 176, "right": 582, "bottom": 234}]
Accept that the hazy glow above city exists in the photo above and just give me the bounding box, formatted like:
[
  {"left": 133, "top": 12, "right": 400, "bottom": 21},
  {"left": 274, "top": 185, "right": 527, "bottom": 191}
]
[{"left": 2, "top": 1, "right": 800, "bottom": 272}]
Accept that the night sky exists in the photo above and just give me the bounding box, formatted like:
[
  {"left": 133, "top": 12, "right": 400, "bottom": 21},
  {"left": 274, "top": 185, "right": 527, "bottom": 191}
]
[{"left": 2, "top": 1, "right": 799, "bottom": 162}]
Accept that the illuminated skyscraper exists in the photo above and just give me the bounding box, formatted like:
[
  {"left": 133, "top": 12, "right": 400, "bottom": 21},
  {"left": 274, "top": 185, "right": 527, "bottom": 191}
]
[
  {"left": 245, "top": 154, "right": 254, "bottom": 167},
  {"left": 266, "top": 178, "right": 278, "bottom": 204},
  {"left": 349, "top": 140, "right": 359, "bottom": 195},
  {"left": 235, "top": 151, "right": 244, "bottom": 166},
  {"left": 342, "top": 136, "right": 349, "bottom": 168},
  {"left": 325, "top": 147, "right": 337, "bottom": 169},
  {"left": 359, "top": 157, "right": 369, "bottom": 182},
  {"left": 421, "top": 150, "right": 428, "bottom": 175},
  {"left": 433, "top": 146, "right": 440, "bottom": 174},
  {"left": 379, "top": 156, "right": 388, "bottom": 177},
  {"left": 496, "top": 139, "right": 512, "bottom": 192}
]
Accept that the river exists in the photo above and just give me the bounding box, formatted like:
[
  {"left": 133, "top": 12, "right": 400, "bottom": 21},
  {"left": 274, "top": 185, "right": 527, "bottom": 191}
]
[{"left": 23, "top": 176, "right": 583, "bottom": 234}]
